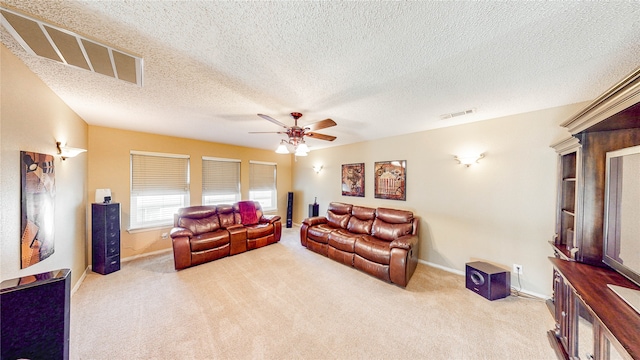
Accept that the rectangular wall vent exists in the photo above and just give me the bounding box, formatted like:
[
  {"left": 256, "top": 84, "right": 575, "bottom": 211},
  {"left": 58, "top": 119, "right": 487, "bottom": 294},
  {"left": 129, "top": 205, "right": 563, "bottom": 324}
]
[
  {"left": 440, "top": 108, "right": 476, "bottom": 120},
  {"left": 1, "top": 7, "right": 143, "bottom": 86}
]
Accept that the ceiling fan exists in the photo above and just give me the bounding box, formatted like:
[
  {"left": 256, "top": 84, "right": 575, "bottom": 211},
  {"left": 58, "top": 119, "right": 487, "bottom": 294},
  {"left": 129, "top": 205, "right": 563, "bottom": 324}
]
[{"left": 251, "top": 112, "right": 337, "bottom": 155}]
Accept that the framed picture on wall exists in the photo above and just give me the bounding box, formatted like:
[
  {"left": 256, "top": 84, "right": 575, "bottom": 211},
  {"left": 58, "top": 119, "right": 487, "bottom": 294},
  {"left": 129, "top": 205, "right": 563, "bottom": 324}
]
[
  {"left": 20, "top": 151, "right": 56, "bottom": 268},
  {"left": 374, "top": 160, "right": 406, "bottom": 201},
  {"left": 341, "top": 163, "right": 365, "bottom": 197}
]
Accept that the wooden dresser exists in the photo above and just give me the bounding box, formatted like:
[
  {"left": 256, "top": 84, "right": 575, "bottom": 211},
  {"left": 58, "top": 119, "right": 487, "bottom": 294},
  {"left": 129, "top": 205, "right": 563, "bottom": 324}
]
[{"left": 548, "top": 67, "right": 640, "bottom": 359}]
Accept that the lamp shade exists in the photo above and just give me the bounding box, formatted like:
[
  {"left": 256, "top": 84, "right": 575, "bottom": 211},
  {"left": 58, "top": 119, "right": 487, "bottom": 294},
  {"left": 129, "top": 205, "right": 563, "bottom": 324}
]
[{"left": 275, "top": 144, "right": 289, "bottom": 154}]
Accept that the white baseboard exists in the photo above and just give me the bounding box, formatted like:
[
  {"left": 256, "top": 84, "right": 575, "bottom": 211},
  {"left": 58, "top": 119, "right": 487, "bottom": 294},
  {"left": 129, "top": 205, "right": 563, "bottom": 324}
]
[
  {"left": 71, "top": 266, "right": 90, "bottom": 297},
  {"left": 121, "top": 248, "right": 172, "bottom": 263},
  {"left": 418, "top": 259, "right": 549, "bottom": 300}
]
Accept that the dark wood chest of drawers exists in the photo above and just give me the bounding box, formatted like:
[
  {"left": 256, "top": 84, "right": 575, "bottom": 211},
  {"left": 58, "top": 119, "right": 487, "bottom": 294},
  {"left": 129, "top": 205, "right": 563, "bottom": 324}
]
[{"left": 91, "top": 203, "right": 121, "bottom": 275}]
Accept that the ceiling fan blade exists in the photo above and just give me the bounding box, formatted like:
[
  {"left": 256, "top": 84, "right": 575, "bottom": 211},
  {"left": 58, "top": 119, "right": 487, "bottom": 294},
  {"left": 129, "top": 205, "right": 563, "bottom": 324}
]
[
  {"left": 306, "top": 132, "right": 336, "bottom": 141},
  {"left": 248, "top": 131, "right": 286, "bottom": 134},
  {"left": 304, "top": 118, "right": 336, "bottom": 131},
  {"left": 257, "top": 114, "right": 289, "bottom": 129}
]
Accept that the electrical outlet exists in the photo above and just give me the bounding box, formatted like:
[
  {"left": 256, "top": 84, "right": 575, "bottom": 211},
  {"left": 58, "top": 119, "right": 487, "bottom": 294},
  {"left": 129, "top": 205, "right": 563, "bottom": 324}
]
[{"left": 513, "top": 264, "right": 523, "bottom": 275}]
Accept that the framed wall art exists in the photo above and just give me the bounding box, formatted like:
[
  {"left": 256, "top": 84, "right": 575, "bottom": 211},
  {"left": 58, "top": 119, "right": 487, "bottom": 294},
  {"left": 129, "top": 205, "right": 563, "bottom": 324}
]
[
  {"left": 374, "top": 160, "right": 406, "bottom": 201},
  {"left": 341, "top": 163, "right": 365, "bottom": 197},
  {"left": 20, "top": 151, "right": 56, "bottom": 268}
]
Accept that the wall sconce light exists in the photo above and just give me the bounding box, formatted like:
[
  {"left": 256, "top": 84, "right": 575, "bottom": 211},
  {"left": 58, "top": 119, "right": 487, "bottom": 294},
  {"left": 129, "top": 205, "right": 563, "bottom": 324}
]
[
  {"left": 455, "top": 153, "right": 485, "bottom": 167},
  {"left": 313, "top": 165, "right": 323, "bottom": 174},
  {"left": 56, "top": 141, "right": 87, "bottom": 160}
]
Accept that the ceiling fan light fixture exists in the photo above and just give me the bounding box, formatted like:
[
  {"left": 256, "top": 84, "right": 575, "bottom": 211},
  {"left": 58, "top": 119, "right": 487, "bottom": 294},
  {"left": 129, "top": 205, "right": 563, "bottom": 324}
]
[
  {"left": 294, "top": 148, "right": 308, "bottom": 157},
  {"left": 275, "top": 142, "right": 289, "bottom": 154},
  {"left": 296, "top": 142, "right": 309, "bottom": 153}
]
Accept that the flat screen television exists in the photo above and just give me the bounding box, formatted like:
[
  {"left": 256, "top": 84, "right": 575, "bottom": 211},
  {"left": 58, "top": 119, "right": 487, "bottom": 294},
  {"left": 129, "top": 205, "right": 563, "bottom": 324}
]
[{"left": 603, "top": 145, "right": 640, "bottom": 313}]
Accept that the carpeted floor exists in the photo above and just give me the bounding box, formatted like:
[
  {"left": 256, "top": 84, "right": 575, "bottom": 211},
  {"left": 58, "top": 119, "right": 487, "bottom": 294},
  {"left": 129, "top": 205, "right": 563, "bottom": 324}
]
[{"left": 70, "top": 227, "right": 557, "bottom": 359}]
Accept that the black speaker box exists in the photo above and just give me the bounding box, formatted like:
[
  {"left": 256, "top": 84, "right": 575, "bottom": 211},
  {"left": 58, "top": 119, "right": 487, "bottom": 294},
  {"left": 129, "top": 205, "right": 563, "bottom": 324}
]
[
  {"left": 1, "top": 268, "right": 71, "bottom": 360},
  {"left": 465, "top": 261, "right": 510, "bottom": 300},
  {"left": 286, "top": 192, "right": 293, "bottom": 228}
]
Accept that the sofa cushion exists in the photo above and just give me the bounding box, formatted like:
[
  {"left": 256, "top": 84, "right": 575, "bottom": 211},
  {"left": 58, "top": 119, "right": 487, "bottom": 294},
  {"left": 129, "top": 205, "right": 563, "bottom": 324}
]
[
  {"left": 328, "top": 229, "right": 358, "bottom": 252},
  {"left": 375, "top": 207, "right": 414, "bottom": 224},
  {"left": 326, "top": 202, "right": 353, "bottom": 229},
  {"left": 217, "top": 204, "right": 236, "bottom": 228},
  {"left": 307, "top": 224, "right": 335, "bottom": 244},
  {"left": 246, "top": 223, "right": 274, "bottom": 239},
  {"left": 371, "top": 218, "right": 413, "bottom": 242},
  {"left": 354, "top": 236, "right": 391, "bottom": 265},
  {"left": 179, "top": 214, "right": 221, "bottom": 235},
  {"left": 190, "top": 229, "right": 229, "bottom": 252}
]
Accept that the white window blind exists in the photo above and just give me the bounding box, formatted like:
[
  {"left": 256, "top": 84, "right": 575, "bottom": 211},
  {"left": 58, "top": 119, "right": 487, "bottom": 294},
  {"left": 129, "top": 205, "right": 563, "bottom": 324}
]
[
  {"left": 202, "top": 157, "right": 241, "bottom": 205},
  {"left": 249, "top": 161, "right": 277, "bottom": 211},
  {"left": 130, "top": 151, "right": 190, "bottom": 230}
]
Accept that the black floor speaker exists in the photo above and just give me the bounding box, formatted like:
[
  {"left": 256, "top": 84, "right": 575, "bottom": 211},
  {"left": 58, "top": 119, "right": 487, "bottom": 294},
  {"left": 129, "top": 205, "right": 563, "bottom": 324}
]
[
  {"left": 286, "top": 192, "right": 293, "bottom": 228},
  {"left": 1, "top": 268, "right": 71, "bottom": 360},
  {"left": 465, "top": 261, "right": 510, "bottom": 300}
]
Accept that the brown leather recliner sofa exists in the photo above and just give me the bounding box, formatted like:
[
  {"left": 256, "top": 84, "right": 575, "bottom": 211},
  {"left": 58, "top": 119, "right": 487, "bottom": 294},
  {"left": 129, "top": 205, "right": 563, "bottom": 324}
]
[
  {"left": 300, "top": 202, "right": 419, "bottom": 287},
  {"left": 170, "top": 201, "right": 281, "bottom": 270}
]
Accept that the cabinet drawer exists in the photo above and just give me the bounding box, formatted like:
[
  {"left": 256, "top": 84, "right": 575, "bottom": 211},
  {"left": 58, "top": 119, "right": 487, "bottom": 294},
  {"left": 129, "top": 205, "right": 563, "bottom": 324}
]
[
  {"left": 106, "top": 239, "right": 119, "bottom": 255},
  {"left": 104, "top": 255, "right": 120, "bottom": 274}
]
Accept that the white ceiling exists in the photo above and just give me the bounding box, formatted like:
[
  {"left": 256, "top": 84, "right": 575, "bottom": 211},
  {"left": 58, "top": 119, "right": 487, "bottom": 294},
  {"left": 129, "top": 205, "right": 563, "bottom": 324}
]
[{"left": 2, "top": 1, "right": 639, "bottom": 152}]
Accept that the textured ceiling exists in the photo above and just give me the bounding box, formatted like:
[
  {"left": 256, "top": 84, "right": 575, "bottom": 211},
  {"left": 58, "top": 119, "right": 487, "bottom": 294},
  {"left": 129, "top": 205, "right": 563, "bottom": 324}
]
[{"left": 2, "top": 1, "right": 639, "bottom": 152}]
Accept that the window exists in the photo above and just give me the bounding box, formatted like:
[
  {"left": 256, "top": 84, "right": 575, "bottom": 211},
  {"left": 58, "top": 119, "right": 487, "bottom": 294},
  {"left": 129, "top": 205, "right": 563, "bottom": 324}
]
[
  {"left": 249, "top": 161, "right": 277, "bottom": 211},
  {"left": 202, "top": 157, "right": 241, "bottom": 205},
  {"left": 130, "top": 151, "right": 190, "bottom": 230}
]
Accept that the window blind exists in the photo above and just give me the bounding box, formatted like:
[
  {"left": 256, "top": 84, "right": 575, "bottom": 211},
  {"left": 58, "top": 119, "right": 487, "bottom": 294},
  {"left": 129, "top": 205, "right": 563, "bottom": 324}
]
[
  {"left": 249, "top": 161, "right": 277, "bottom": 211},
  {"left": 130, "top": 152, "right": 190, "bottom": 230},
  {"left": 131, "top": 153, "right": 189, "bottom": 195},
  {"left": 202, "top": 157, "right": 240, "bottom": 198},
  {"left": 249, "top": 162, "right": 276, "bottom": 192}
]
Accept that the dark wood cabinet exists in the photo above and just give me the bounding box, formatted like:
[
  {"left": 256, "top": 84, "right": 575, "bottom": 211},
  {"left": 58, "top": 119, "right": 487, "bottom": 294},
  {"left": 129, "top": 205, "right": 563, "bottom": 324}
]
[
  {"left": 92, "top": 203, "right": 121, "bottom": 275},
  {"left": 548, "top": 67, "right": 640, "bottom": 360}
]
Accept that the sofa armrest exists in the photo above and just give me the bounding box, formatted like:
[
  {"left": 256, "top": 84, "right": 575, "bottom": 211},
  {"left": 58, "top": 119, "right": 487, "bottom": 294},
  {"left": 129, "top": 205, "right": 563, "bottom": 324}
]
[
  {"left": 172, "top": 235, "right": 192, "bottom": 270},
  {"left": 261, "top": 215, "right": 281, "bottom": 224},
  {"left": 390, "top": 234, "right": 418, "bottom": 250},
  {"left": 226, "top": 224, "right": 245, "bottom": 231},
  {"left": 170, "top": 227, "right": 193, "bottom": 239},
  {"left": 302, "top": 216, "right": 327, "bottom": 226}
]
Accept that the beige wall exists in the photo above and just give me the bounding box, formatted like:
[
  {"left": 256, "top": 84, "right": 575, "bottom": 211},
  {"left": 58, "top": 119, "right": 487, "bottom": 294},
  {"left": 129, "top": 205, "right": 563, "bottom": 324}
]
[
  {"left": 1, "top": 45, "right": 89, "bottom": 286},
  {"left": 87, "top": 126, "right": 293, "bottom": 260},
  {"left": 292, "top": 105, "right": 581, "bottom": 296}
]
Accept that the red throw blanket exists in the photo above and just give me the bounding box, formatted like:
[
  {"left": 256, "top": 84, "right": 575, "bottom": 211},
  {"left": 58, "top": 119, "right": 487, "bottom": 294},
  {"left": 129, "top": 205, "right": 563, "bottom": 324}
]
[{"left": 238, "top": 201, "right": 259, "bottom": 225}]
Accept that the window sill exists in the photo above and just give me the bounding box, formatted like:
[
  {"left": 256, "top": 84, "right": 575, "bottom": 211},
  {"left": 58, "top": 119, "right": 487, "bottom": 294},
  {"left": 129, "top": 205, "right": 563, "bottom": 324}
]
[{"left": 127, "top": 225, "right": 173, "bottom": 234}]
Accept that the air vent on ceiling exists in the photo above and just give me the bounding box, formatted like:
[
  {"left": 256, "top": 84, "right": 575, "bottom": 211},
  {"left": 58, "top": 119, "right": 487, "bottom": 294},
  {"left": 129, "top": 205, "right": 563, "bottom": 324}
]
[
  {"left": 0, "top": 7, "right": 143, "bottom": 86},
  {"left": 440, "top": 108, "right": 476, "bottom": 120}
]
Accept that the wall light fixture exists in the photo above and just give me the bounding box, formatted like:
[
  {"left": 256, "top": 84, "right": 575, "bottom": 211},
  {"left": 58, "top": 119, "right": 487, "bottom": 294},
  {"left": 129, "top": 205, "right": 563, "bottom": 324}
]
[
  {"left": 56, "top": 141, "right": 87, "bottom": 160},
  {"left": 313, "top": 165, "right": 323, "bottom": 174},
  {"left": 455, "top": 153, "right": 484, "bottom": 167}
]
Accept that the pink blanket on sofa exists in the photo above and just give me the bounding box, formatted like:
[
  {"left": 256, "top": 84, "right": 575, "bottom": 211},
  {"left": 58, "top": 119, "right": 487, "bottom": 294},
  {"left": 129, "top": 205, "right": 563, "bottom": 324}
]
[{"left": 238, "top": 201, "right": 259, "bottom": 225}]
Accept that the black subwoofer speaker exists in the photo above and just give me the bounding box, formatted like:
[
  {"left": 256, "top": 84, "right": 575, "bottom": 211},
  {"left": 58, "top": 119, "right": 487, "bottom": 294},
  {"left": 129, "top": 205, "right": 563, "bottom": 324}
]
[
  {"left": 465, "top": 261, "right": 510, "bottom": 300},
  {"left": 1, "top": 268, "right": 71, "bottom": 360}
]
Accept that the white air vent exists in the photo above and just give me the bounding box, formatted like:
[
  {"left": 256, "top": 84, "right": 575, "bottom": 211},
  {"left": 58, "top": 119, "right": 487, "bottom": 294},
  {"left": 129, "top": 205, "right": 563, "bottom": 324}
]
[
  {"left": 1, "top": 7, "right": 143, "bottom": 86},
  {"left": 440, "top": 108, "right": 476, "bottom": 120}
]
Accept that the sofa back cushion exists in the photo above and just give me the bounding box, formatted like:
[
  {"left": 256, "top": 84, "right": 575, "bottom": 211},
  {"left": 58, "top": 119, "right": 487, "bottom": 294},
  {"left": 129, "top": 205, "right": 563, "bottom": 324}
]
[
  {"left": 177, "top": 206, "right": 221, "bottom": 235},
  {"left": 371, "top": 207, "right": 414, "bottom": 241},
  {"left": 216, "top": 204, "right": 236, "bottom": 228},
  {"left": 347, "top": 206, "right": 376, "bottom": 234},
  {"left": 327, "top": 202, "right": 353, "bottom": 229}
]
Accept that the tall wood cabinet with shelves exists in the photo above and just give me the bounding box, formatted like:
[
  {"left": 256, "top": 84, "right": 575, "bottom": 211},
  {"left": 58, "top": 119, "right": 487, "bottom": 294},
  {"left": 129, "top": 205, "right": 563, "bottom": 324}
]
[
  {"left": 552, "top": 137, "right": 581, "bottom": 260},
  {"left": 547, "top": 67, "right": 640, "bottom": 360}
]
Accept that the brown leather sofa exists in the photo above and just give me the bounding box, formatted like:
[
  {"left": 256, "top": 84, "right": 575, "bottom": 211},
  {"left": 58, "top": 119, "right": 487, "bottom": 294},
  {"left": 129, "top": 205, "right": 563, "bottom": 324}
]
[
  {"left": 170, "top": 201, "right": 282, "bottom": 270},
  {"left": 300, "top": 202, "right": 419, "bottom": 287}
]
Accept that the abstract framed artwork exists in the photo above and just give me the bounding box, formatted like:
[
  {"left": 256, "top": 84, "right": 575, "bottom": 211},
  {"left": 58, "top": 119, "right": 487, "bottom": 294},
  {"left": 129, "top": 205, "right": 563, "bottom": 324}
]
[
  {"left": 20, "top": 151, "right": 56, "bottom": 268},
  {"left": 374, "top": 160, "right": 406, "bottom": 201},
  {"left": 341, "top": 163, "right": 365, "bottom": 197}
]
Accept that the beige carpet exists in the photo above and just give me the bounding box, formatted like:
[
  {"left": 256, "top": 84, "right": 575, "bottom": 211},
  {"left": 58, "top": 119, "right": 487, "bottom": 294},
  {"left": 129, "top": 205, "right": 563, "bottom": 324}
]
[{"left": 70, "top": 227, "right": 557, "bottom": 359}]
